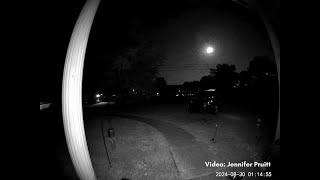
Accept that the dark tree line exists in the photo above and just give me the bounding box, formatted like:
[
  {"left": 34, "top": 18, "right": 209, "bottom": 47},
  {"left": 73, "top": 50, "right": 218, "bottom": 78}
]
[
  {"left": 181, "top": 55, "right": 278, "bottom": 93},
  {"left": 90, "top": 17, "right": 167, "bottom": 105},
  {"left": 181, "top": 56, "right": 279, "bottom": 115}
]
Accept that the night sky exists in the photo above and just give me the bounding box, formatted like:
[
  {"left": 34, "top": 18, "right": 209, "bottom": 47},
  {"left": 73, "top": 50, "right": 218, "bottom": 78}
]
[{"left": 42, "top": 0, "right": 275, "bottom": 97}]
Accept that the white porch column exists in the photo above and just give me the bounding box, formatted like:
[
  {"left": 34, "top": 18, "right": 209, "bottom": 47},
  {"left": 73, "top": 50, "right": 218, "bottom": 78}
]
[{"left": 62, "top": 0, "right": 101, "bottom": 179}]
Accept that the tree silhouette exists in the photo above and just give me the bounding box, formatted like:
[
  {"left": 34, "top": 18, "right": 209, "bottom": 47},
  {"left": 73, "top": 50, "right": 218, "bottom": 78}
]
[
  {"left": 154, "top": 77, "right": 167, "bottom": 95},
  {"left": 182, "top": 81, "right": 200, "bottom": 92},
  {"left": 209, "top": 64, "right": 238, "bottom": 91},
  {"left": 239, "top": 70, "right": 252, "bottom": 88},
  {"left": 248, "top": 56, "right": 277, "bottom": 78},
  {"left": 200, "top": 75, "right": 215, "bottom": 90},
  {"left": 112, "top": 43, "right": 165, "bottom": 104},
  {"left": 247, "top": 56, "right": 278, "bottom": 118}
]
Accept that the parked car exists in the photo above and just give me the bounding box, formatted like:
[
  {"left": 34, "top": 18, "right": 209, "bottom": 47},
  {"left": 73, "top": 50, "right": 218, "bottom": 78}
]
[{"left": 188, "top": 89, "right": 223, "bottom": 114}]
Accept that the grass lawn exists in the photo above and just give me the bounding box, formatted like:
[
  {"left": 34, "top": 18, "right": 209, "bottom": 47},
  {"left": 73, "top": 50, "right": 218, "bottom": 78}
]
[{"left": 86, "top": 117, "right": 181, "bottom": 180}]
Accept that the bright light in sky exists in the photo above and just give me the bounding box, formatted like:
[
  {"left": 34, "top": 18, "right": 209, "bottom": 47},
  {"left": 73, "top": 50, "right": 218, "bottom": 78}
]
[{"left": 206, "top": 46, "right": 214, "bottom": 54}]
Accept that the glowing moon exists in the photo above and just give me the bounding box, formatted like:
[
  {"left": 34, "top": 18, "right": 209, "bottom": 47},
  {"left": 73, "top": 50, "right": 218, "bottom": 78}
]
[{"left": 206, "top": 46, "right": 214, "bottom": 54}]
